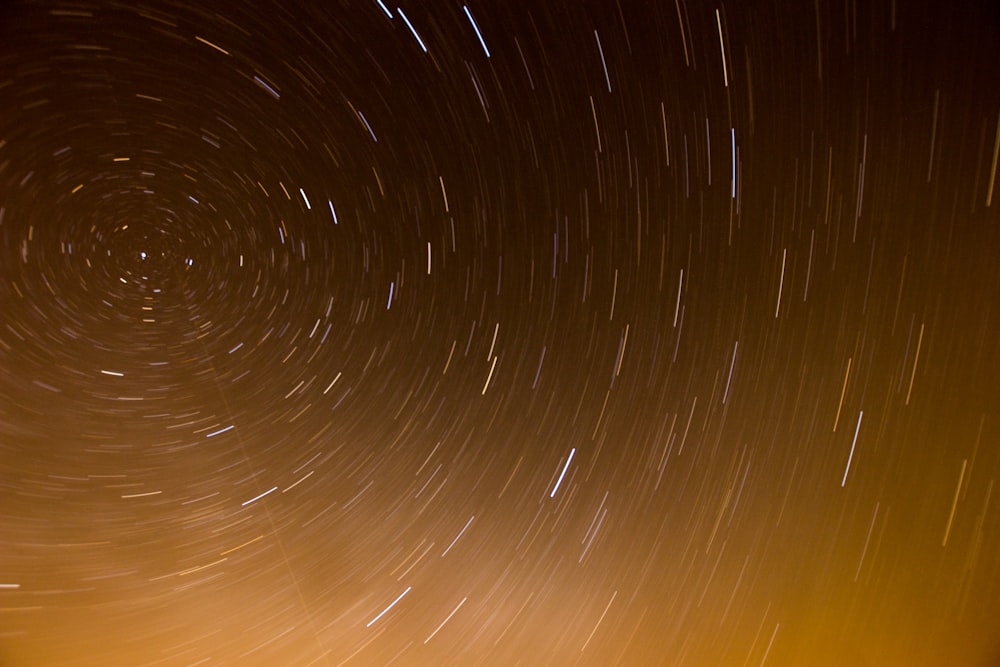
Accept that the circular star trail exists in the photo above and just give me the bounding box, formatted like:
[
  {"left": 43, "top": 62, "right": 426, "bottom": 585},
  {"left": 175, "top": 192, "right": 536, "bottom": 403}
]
[{"left": 1, "top": 1, "right": 1000, "bottom": 665}]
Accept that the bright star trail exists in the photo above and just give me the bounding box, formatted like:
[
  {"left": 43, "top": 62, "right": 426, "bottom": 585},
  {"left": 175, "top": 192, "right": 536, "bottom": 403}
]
[{"left": 1, "top": 1, "right": 999, "bottom": 665}]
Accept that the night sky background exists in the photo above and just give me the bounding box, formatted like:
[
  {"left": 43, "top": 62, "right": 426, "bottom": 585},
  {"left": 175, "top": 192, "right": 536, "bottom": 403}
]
[{"left": 1, "top": 0, "right": 999, "bottom": 665}]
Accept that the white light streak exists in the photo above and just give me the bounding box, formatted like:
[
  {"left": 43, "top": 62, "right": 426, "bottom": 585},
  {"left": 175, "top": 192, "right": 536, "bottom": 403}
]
[
  {"left": 424, "top": 597, "right": 467, "bottom": 643},
  {"left": 487, "top": 322, "right": 499, "bottom": 360},
  {"left": 397, "top": 8, "right": 428, "bottom": 53},
  {"left": 905, "top": 323, "right": 924, "bottom": 405},
  {"left": 358, "top": 110, "right": 378, "bottom": 142},
  {"left": 595, "top": 30, "right": 611, "bottom": 93},
  {"left": 550, "top": 448, "right": 576, "bottom": 498},
  {"left": 241, "top": 486, "right": 278, "bottom": 507},
  {"left": 775, "top": 248, "right": 786, "bottom": 318},
  {"left": 581, "top": 590, "right": 617, "bottom": 652},
  {"left": 442, "top": 515, "right": 475, "bottom": 557},
  {"left": 854, "top": 502, "right": 879, "bottom": 581},
  {"left": 367, "top": 586, "right": 412, "bottom": 627},
  {"left": 942, "top": 459, "right": 967, "bottom": 546},
  {"left": 532, "top": 346, "right": 546, "bottom": 389},
  {"left": 324, "top": 372, "right": 342, "bottom": 394},
  {"left": 253, "top": 75, "right": 280, "bottom": 100},
  {"left": 673, "top": 269, "right": 683, "bottom": 327},
  {"left": 841, "top": 410, "right": 863, "bottom": 486},
  {"left": 464, "top": 6, "right": 490, "bottom": 58},
  {"left": 121, "top": 490, "right": 162, "bottom": 499},
  {"left": 283, "top": 470, "right": 314, "bottom": 493},
  {"left": 722, "top": 341, "right": 738, "bottom": 404},
  {"left": 481, "top": 355, "right": 497, "bottom": 395}
]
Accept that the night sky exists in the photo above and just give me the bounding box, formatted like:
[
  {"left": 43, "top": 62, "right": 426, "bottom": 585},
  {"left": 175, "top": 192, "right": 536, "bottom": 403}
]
[{"left": 1, "top": 0, "right": 1000, "bottom": 665}]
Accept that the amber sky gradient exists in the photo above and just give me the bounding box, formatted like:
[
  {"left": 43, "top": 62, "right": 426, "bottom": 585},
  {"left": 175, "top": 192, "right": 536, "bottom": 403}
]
[{"left": 1, "top": 0, "right": 999, "bottom": 665}]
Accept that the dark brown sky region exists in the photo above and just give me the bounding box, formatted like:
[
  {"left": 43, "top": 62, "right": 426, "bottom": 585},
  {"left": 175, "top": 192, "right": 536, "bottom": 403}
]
[{"left": 1, "top": 0, "right": 999, "bottom": 665}]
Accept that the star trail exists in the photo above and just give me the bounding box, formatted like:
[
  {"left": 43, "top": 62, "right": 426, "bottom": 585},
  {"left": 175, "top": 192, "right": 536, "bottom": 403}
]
[{"left": 1, "top": 1, "right": 999, "bottom": 665}]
